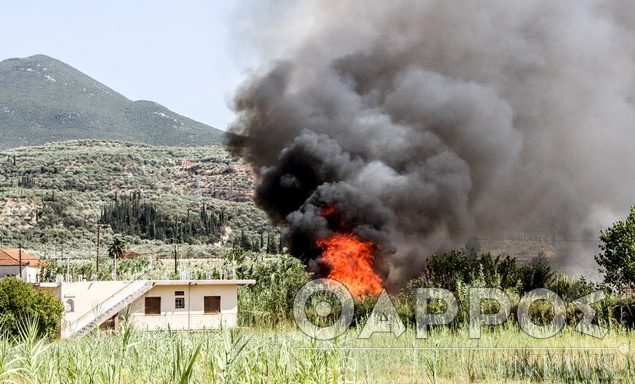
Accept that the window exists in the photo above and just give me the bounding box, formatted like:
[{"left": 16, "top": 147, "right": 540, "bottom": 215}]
[
  {"left": 203, "top": 296, "right": 221, "bottom": 314},
  {"left": 64, "top": 299, "right": 74, "bottom": 313},
  {"left": 175, "top": 297, "right": 185, "bottom": 309},
  {"left": 175, "top": 291, "right": 184, "bottom": 296},
  {"left": 145, "top": 297, "right": 161, "bottom": 315}
]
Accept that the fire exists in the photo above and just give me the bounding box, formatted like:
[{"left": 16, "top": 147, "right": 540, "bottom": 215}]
[
  {"left": 317, "top": 233, "right": 383, "bottom": 298},
  {"left": 319, "top": 205, "right": 338, "bottom": 219}
]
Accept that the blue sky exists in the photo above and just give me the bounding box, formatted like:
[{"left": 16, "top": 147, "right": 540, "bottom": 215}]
[{"left": 0, "top": 1, "right": 251, "bottom": 130}]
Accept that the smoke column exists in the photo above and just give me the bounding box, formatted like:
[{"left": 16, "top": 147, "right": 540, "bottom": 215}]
[{"left": 229, "top": 0, "right": 635, "bottom": 289}]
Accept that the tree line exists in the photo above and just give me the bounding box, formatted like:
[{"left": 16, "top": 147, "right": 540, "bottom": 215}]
[
  {"left": 98, "top": 192, "right": 284, "bottom": 252},
  {"left": 99, "top": 192, "right": 227, "bottom": 244}
]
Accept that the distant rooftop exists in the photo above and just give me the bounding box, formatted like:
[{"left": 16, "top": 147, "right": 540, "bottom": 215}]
[{"left": 0, "top": 248, "right": 39, "bottom": 267}]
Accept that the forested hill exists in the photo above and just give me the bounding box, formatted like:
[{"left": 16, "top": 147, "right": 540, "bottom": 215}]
[{"left": 0, "top": 140, "right": 279, "bottom": 258}]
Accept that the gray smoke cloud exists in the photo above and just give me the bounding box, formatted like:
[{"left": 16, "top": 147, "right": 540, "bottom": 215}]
[{"left": 229, "top": 0, "right": 635, "bottom": 290}]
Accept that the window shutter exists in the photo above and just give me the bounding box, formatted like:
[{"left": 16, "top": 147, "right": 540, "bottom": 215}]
[
  {"left": 203, "top": 296, "right": 221, "bottom": 314},
  {"left": 145, "top": 297, "right": 161, "bottom": 315}
]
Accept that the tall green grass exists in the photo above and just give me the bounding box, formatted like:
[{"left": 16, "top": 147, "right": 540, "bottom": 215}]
[{"left": 1, "top": 320, "right": 633, "bottom": 383}]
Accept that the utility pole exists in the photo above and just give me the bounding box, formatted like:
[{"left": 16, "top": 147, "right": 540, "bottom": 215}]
[
  {"left": 64, "top": 242, "right": 69, "bottom": 281},
  {"left": 18, "top": 243, "right": 22, "bottom": 280},
  {"left": 113, "top": 245, "right": 118, "bottom": 281},
  {"left": 112, "top": 254, "right": 117, "bottom": 280},
  {"left": 96, "top": 225, "right": 101, "bottom": 276},
  {"left": 173, "top": 240, "right": 178, "bottom": 276}
]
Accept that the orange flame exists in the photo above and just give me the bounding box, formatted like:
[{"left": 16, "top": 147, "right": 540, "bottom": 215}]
[{"left": 317, "top": 233, "right": 383, "bottom": 299}]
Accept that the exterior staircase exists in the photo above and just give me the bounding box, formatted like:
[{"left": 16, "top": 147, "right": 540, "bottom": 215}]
[{"left": 61, "top": 280, "right": 155, "bottom": 338}]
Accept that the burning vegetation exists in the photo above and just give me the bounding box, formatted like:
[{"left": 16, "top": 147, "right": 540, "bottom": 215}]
[
  {"left": 315, "top": 205, "right": 383, "bottom": 297},
  {"left": 317, "top": 233, "right": 382, "bottom": 298}
]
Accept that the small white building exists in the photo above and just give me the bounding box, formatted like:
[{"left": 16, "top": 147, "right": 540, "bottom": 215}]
[
  {"left": 0, "top": 248, "right": 39, "bottom": 283},
  {"left": 35, "top": 279, "right": 255, "bottom": 338}
]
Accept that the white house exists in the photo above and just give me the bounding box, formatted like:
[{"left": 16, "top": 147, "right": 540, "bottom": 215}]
[
  {"left": 35, "top": 279, "right": 255, "bottom": 338},
  {"left": 0, "top": 248, "right": 40, "bottom": 283}
]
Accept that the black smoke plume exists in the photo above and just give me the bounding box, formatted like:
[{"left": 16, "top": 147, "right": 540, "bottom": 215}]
[{"left": 228, "top": 1, "right": 635, "bottom": 289}]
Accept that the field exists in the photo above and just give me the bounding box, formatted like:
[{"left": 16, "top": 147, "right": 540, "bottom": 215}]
[{"left": 1, "top": 322, "right": 633, "bottom": 383}]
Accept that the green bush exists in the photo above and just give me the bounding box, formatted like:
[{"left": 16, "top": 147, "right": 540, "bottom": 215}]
[
  {"left": 596, "top": 206, "right": 635, "bottom": 290},
  {"left": 0, "top": 277, "right": 63, "bottom": 339},
  {"left": 604, "top": 294, "right": 635, "bottom": 328},
  {"left": 546, "top": 275, "right": 597, "bottom": 302},
  {"left": 412, "top": 249, "right": 552, "bottom": 294}
]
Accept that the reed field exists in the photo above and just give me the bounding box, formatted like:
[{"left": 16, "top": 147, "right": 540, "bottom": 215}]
[{"left": 1, "top": 321, "right": 633, "bottom": 384}]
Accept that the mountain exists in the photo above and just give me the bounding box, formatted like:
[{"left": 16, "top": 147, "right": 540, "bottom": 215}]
[{"left": 0, "top": 54, "right": 225, "bottom": 149}]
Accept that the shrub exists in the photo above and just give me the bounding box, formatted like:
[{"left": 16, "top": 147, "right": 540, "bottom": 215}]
[
  {"left": 414, "top": 249, "right": 553, "bottom": 294},
  {"left": 0, "top": 277, "right": 63, "bottom": 339},
  {"left": 596, "top": 206, "right": 635, "bottom": 290},
  {"left": 418, "top": 250, "right": 500, "bottom": 291},
  {"left": 518, "top": 254, "right": 553, "bottom": 292},
  {"left": 546, "top": 275, "right": 596, "bottom": 302}
]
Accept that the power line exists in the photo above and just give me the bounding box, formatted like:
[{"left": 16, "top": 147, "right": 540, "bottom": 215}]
[{"left": 474, "top": 238, "right": 600, "bottom": 243}]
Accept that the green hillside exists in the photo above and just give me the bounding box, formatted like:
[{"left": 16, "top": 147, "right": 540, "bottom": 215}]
[
  {"left": 0, "top": 54, "right": 225, "bottom": 149},
  {"left": 0, "top": 140, "right": 278, "bottom": 259}
]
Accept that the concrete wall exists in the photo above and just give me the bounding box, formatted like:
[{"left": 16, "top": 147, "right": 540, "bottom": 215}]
[
  {"left": 0, "top": 266, "right": 39, "bottom": 283},
  {"left": 60, "top": 281, "right": 130, "bottom": 324},
  {"left": 34, "top": 280, "right": 247, "bottom": 334},
  {"left": 128, "top": 283, "right": 239, "bottom": 330}
]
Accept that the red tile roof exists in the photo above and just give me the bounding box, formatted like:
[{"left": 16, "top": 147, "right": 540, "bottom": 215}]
[
  {"left": 0, "top": 249, "right": 39, "bottom": 267},
  {"left": 124, "top": 251, "right": 142, "bottom": 259}
]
